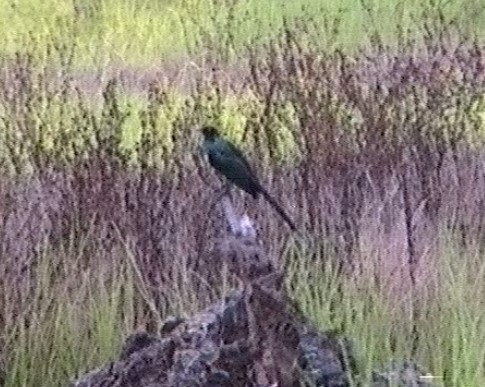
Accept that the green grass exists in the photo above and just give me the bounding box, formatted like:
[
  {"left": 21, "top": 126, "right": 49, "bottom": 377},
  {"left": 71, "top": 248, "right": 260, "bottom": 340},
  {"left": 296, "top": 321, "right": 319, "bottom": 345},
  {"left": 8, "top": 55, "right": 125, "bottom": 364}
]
[
  {"left": 285, "top": 235, "right": 485, "bottom": 386},
  {"left": 4, "top": 246, "right": 134, "bottom": 386},
  {"left": 3, "top": 235, "right": 485, "bottom": 386},
  {"left": 1, "top": 0, "right": 484, "bottom": 68},
  {"left": 1, "top": 1, "right": 485, "bottom": 385}
]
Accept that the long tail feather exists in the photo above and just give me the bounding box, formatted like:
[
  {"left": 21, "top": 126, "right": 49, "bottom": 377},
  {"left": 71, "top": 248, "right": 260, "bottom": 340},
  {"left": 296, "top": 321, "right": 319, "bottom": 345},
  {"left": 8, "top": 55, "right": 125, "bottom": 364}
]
[{"left": 259, "top": 187, "right": 296, "bottom": 231}]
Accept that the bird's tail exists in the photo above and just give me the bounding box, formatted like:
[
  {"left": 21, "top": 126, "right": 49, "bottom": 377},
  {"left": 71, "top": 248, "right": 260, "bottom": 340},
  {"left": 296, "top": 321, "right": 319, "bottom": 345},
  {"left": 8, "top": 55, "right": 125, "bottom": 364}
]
[{"left": 259, "top": 187, "right": 296, "bottom": 231}]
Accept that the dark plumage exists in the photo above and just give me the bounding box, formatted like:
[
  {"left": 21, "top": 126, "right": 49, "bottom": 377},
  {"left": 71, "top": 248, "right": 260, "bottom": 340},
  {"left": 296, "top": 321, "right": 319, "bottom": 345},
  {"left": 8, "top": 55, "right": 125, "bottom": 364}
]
[{"left": 201, "top": 126, "right": 296, "bottom": 231}]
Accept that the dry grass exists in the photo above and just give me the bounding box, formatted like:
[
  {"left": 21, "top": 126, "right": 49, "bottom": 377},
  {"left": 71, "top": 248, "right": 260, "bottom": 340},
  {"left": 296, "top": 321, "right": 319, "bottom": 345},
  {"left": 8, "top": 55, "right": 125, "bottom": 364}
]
[{"left": 0, "top": 9, "right": 485, "bottom": 387}]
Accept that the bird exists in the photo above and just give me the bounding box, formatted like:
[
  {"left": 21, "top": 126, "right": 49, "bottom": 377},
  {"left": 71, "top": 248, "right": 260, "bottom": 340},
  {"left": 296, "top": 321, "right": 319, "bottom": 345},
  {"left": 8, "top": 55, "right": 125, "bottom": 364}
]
[{"left": 200, "top": 126, "right": 296, "bottom": 231}]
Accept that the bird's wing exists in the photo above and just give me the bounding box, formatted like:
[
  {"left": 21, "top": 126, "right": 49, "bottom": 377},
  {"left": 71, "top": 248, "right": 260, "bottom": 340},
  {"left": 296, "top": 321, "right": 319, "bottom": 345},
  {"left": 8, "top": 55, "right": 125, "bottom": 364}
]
[
  {"left": 207, "top": 138, "right": 257, "bottom": 180},
  {"left": 224, "top": 140, "right": 255, "bottom": 174}
]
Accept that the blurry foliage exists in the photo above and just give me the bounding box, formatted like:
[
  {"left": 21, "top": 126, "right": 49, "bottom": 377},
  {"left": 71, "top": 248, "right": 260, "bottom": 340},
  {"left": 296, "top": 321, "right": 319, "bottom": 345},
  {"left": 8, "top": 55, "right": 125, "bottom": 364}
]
[
  {"left": 0, "top": 5, "right": 485, "bottom": 387},
  {"left": 0, "top": 53, "right": 303, "bottom": 173},
  {"left": 1, "top": 0, "right": 484, "bottom": 67}
]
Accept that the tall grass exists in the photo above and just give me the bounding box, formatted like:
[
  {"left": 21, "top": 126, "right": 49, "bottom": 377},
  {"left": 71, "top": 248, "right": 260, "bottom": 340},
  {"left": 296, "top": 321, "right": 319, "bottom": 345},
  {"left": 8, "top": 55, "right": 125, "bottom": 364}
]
[
  {"left": 2, "top": 231, "right": 485, "bottom": 386},
  {"left": 0, "top": 3, "right": 485, "bottom": 386},
  {"left": 1, "top": 0, "right": 484, "bottom": 67},
  {"left": 287, "top": 235, "right": 485, "bottom": 386}
]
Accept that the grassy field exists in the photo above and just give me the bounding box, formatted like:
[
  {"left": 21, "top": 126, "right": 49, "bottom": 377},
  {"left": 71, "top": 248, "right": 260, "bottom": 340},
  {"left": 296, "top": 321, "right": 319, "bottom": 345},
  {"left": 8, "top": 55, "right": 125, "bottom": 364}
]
[
  {"left": 5, "top": 232, "right": 485, "bottom": 386},
  {"left": 1, "top": 0, "right": 484, "bottom": 67},
  {"left": 1, "top": 0, "right": 485, "bottom": 386}
]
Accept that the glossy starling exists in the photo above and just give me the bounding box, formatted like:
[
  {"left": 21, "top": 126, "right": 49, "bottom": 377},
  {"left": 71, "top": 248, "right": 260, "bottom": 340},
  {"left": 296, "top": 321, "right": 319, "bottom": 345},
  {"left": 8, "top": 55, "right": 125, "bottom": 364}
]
[{"left": 201, "top": 126, "right": 296, "bottom": 231}]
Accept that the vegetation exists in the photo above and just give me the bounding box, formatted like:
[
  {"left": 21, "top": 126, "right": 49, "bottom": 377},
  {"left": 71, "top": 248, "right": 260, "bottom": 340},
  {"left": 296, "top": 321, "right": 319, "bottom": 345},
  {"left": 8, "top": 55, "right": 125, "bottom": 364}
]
[
  {"left": 1, "top": 0, "right": 485, "bottom": 67},
  {"left": 0, "top": 0, "right": 485, "bottom": 386}
]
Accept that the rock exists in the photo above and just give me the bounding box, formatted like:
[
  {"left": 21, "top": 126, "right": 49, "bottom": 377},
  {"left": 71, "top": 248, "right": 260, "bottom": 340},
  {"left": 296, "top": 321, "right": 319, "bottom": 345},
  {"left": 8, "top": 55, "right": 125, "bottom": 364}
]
[{"left": 372, "top": 361, "right": 438, "bottom": 387}]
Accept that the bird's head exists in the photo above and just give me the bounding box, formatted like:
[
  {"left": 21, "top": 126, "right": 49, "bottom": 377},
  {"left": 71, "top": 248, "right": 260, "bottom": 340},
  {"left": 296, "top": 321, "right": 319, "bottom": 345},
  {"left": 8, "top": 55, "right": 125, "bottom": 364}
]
[{"left": 201, "top": 126, "right": 219, "bottom": 140}]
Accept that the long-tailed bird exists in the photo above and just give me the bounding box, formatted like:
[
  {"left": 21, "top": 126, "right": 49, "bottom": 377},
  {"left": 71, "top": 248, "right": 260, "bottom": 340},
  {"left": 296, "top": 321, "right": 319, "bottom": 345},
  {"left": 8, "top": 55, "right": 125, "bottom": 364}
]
[{"left": 201, "top": 126, "right": 296, "bottom": 231}]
